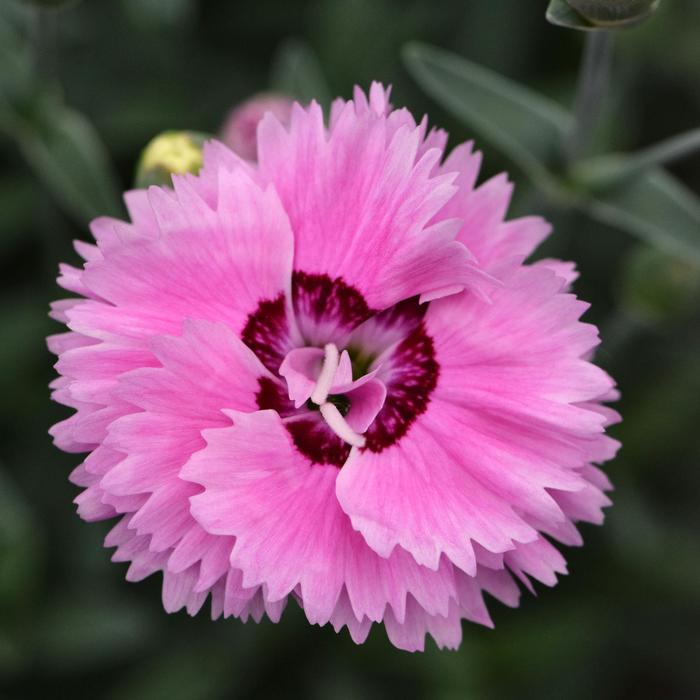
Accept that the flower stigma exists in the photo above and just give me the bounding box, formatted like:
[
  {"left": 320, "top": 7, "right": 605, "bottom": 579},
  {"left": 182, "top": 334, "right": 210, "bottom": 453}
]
[
  {"left": 308, "top": 343, "right": 366, "bottom": 448},
  {"left": 310, "top": 343, "right": 340, "bottom": 405}
]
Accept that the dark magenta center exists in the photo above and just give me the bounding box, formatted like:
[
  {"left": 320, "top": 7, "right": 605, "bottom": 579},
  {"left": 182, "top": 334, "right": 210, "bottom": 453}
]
[{"left": 245, "top": 273, "right": 438, "bottom": 467}]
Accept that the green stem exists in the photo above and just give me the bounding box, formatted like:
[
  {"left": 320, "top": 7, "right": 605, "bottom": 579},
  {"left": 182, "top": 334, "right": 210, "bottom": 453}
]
[
  {"left": 574, "top": 127, "right": 700, "bottom": 189},
  {"left": 567, "top": 30, "right": 614, "bottom": 163}
]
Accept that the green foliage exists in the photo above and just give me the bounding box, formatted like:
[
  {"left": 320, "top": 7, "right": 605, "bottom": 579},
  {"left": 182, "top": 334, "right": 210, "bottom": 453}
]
[
  {"left": 271, "top": 38, "right": 332, "bottom": 109},
  {"left": 403, "top": 41, "right": 700, "bottom": 262},
  {"left": 573, "top": 127, "right": 700, "bottom": 187},
  {"left": 403, "top": 42, "right": 570, "bottom": 198},
  {"left": 0, "top": 7, "right": 122, "bottom": 224},
  {"left": 587, "top": 169, "right": 700, "bottom": 264},
  {"left": 11, "top": 97, "right": 123, "bottom": 222}
]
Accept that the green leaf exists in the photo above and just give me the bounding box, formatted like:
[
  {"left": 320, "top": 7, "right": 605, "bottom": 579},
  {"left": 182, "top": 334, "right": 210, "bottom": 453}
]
[
  {"left": 402, "top": 42, "right": 572, "bottom": 196},
  {"left": 270, "top": 38, "right": 332, "bottom": 109},
  {"left": 573, "top": 127, "right": 700, "bottom": 188},
  {"left": 546, "top": 0, "right": 597, "bottom": 31},
  {"left": 585, "top": 168, "right": 700, "bottom": 264},
  {"left": 403, "top": 42, "right": 700, "bottom": 263},
  {"left": 12, "top": 98, "right": 123, "bottom": 223}
]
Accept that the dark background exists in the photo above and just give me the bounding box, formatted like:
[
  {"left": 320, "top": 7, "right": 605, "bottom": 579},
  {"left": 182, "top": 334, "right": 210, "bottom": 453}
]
[{"left": 1, "top": 1, "right": 699, "bottom": 698}]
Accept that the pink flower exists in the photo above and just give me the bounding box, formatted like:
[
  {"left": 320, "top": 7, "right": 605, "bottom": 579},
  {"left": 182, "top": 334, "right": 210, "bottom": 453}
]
[
  {"left": 220, "top": 93, "right": 293, "bottom": 161},
  {"left": 49, "top": 83, "right": 619, "bottom": 652}
]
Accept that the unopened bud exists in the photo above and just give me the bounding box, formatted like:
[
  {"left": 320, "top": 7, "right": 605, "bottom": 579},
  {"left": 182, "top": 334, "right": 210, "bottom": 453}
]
[
  {"left": 568, "top": 0, "right": 660, "bottom": 28},
  {"left": 220, "top": 93, "right": 294, "bottom": 162},
  {"left": 135, "top": 131, "right": 208, "bottom": 188}
]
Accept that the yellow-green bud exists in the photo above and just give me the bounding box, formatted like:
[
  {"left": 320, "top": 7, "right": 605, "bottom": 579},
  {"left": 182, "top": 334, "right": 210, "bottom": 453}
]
[
  {"left": 135, "top": 131, "right": 209, "bottom": 189},
  {"left": 567, "top": 0, "right": 660, "bottom": 28}
]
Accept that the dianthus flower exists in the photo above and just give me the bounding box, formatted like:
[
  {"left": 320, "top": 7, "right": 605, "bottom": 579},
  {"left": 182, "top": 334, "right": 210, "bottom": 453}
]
[{"left": 49, "top": 83, "right": 619, "bottom": 651}]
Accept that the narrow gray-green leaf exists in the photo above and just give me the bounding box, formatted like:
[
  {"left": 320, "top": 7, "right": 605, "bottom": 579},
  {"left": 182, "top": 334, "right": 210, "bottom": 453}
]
[
  {"left": 585, "top": 168, "right": 700, "bottom": 264},
  {"left": 402, "top": 42, "right": 571, "bottom": 195},
  {"left": 546, "top": 0, "right": 597, "bottom": 31},
  {"left": 574, "top": 127, "right": 700, "bottom": 188},
  {"left": 270, "top": 38, "right": 331, "bottom": 109},
  {"left": 14, "top": 101, "right": 122, "bottom": 223}
]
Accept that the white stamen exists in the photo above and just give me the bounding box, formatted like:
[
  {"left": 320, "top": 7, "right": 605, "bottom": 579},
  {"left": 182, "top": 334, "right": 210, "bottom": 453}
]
[
  {"left": 320, "top": 402, "right": 366, "bottom": 448},
  {"left": 310, "top": 343, "right": 339, "bottom": 405}
]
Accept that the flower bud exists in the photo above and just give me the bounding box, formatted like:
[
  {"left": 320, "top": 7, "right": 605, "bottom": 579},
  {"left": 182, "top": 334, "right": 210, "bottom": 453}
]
[
  {"left": 567, "top": 0, "right": 660, "bottom": 27},
  {"left": 220, "top": 93, "right": 294, "bottom": 162},
  {"left": 135, "top": 131, "right": 208, "bottom": 188}
]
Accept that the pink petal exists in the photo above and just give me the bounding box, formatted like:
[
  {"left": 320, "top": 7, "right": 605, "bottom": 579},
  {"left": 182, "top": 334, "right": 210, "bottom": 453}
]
[
  {"left": 257, "top": 99, "right": 495, "bottom": 310},
  {"left": 435, "top": 149, "right": 552, "bottom": 271},
  {"left": 279, "top": 347, "right": 324, "bottom": 407},
  {"left": 344, "top": 378, "right": 387, "bottom": 433},
  {"left": 80, "top": 167, "right": 295, "bottom": 345},
  {"left": 183, "top": 410, "right": 460, "bottom": 627},
  {"left": 337, "top": 418, "right": 538, "bottom": 574}
]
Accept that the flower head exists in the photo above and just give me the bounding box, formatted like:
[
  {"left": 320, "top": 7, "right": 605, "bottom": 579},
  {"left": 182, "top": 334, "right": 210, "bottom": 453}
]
[{"left": 49, "top": 83, "right": 620, "bottom": 651}]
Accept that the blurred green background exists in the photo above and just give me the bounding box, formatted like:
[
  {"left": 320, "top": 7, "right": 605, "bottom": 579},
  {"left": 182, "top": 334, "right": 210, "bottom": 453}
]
[{"left": 1, "top": 0, "right": 699, "bottom": 698}]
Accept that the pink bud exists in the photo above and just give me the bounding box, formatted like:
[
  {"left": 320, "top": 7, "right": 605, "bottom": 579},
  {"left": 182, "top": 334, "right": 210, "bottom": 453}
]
[{"left": 220, "top": 93, "right": 294, "bottom": 162}]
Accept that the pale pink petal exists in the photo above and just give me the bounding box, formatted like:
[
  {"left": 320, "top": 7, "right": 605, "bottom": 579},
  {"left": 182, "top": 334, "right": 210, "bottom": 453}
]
[
  {"left": 183, "top": 410, "right": 460, "bottom": 627},
  {"left": 80, "top": 168, "right": 295, "bottom": 346},
  {"left": 435, "top": 150, "right": 552, "bottom": 270},
  {"left": 337, "top": 418, "right": 538, "bottom": 574},
  {"left": 533, "top": 258, "right": 580, "bottom": 290},
  {"left": 504, "top": 536, "right": 568, "bottom": 591},
  {"left": 279, "top": 347, "right": 324, "bottom": 407},
  {"left": 344, "top": 379, "right": 387, "bottom": 434}
]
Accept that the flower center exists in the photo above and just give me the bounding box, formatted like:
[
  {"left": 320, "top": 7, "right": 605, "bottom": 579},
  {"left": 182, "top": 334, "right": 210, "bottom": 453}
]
[
  {"left": 306, "top": 393, "right": 351, "bottom": 417},
  {"left": 246, "top": 274, "right": 439, "bottom": 467},
  {"left": 307, "top": 343, "right": 367, "bottom": 448}
]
